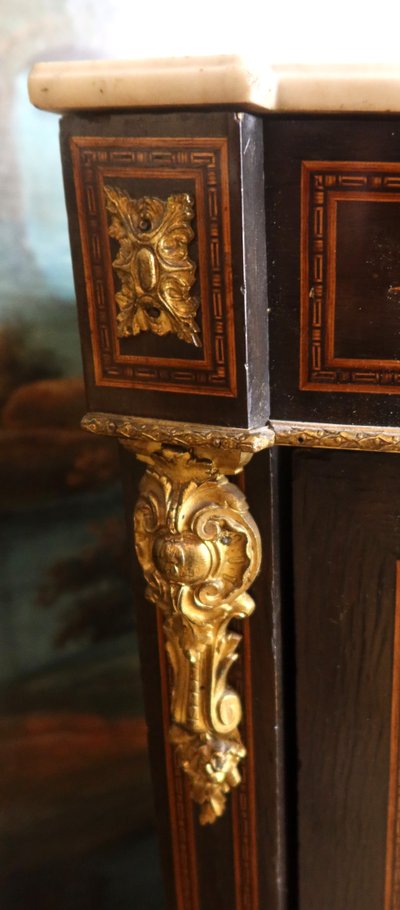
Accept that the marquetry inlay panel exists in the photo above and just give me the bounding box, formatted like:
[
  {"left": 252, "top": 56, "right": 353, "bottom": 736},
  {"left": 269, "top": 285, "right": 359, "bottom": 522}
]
[
  {"left": 301, "top": 161, "right": 400, "bottom": 394},
  {"left": 70, "top": 136, "right": 237, "bottom": 397}
]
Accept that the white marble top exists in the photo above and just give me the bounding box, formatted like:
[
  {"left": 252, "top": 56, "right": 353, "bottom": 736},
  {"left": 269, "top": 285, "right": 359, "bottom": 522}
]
[{"left": 28, "top": 55, "right": 400, "bottom": 114}]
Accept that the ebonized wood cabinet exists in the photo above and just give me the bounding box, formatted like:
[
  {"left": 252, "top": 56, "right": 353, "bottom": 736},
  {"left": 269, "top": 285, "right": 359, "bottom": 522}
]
[{"left": 53, "top": 99, "right": 400, "bottom": 909}]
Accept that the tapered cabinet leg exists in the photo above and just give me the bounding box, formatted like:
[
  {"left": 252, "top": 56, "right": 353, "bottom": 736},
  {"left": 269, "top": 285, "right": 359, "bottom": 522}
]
[
  {"left": 132, "top": 440, "right": 261, "bottom": 825},
  {"left": 121, "top": 434, "right": 286, "bottom": 910},
  {"left": 115, "top": 435, "right": 287, "bottom": 910}
]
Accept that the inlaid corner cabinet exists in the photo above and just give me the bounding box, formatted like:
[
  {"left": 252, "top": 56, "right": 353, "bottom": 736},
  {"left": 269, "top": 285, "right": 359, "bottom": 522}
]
[{"left": 37, "top": 92, "right": 400, "bottom": 909}]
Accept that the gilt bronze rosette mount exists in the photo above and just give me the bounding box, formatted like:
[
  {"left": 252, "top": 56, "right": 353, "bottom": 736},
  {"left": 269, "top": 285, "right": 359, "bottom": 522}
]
[{"left": 104, "top": 187, "right": 201, "bottom": 347}]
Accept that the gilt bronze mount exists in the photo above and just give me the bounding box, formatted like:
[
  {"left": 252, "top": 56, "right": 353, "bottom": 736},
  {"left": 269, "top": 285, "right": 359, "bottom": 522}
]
[
  {"left": 83, "top": 412, "right": 271, "bottom": 823},
  {"left": 104, "top": 187, "right": 200, "bottom": 346}
]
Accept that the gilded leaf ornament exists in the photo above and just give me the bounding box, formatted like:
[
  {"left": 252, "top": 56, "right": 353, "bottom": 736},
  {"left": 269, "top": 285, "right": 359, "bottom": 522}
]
[
  {"left": 133, "top": 444, "right": 261, "bottom": 824},
  {"left": 104, "top": 186, "right": 201, "bottom": 346}
]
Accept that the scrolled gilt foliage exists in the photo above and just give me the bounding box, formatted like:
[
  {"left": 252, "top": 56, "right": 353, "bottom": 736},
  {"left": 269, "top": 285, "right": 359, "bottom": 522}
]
[
  {"left": 134, "top": 445, "right": 261, "bottom": 824},
  {"left": 104, "top": 186, "right": 201, "bottom": 346}
]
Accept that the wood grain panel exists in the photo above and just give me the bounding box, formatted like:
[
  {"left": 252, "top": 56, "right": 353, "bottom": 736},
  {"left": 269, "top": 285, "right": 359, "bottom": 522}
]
[
  {"left": 385, "top": 562, "right": 400, "bottom": 910},
  {"left": 293, "top": 449, "right": 400, "bottom": 910}
]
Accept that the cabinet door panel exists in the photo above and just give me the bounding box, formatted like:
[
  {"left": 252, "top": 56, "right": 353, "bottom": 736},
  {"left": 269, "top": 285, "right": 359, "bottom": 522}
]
[
  {"left": 265, "top": 117, "right": 400, "bottom": 426},
  {"left": 293, "top": 449, "right": 400, "bottom": 910}
]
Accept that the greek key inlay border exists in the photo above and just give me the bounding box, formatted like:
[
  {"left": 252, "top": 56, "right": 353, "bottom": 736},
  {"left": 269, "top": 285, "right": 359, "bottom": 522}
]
[
  {"left": 70, "top": 136, "right": 237, "bottom": 397},
  {"left": 301, "top": 161, "right": 400, "bottom": 395}
]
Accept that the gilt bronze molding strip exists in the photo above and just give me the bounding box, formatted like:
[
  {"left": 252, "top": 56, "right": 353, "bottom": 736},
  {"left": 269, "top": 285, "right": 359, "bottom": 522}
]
[
  {"left": 82, "top": 412, "right": 274, "bottom": 455},
  {"left": 83, "top": 411, "right": 400, "bottom": 455},
  {"left": 271, "top": 420, "right": 400, "bottom": 453}
]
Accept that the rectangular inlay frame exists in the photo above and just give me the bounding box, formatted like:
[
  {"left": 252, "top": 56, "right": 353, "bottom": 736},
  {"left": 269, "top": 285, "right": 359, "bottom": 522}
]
[
  {"left": 71, "top": 136, "right": 238, "bottom": 397},
  {"left": 301, "top": 161, "right": 400, "bottom": 394}
]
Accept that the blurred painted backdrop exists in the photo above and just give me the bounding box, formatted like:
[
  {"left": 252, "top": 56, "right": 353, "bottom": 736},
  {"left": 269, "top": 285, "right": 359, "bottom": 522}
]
[
  {"left": 0, "top": 4, "right": 168, "bottom": 909},
  {"left": 2, "top": 1, "right": 400, "bottom": 908}
]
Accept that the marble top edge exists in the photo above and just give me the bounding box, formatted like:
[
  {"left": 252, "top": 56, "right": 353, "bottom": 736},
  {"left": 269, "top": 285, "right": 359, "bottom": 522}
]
[{"left": 28, "top": 56, "right": 400, "bottom": 114}]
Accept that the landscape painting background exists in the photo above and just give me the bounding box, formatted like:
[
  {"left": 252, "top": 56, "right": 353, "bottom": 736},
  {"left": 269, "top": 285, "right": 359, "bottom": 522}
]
[{"left": 1, "top": 4, "right": 164, "bottom": 908}]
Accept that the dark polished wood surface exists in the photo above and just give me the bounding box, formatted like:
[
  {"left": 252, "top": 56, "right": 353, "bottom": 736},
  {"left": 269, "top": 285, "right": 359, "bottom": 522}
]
[
  {"left": 60, "top": 111, "right": 268, "bottom": 428},
  {"left": 59, "top": 107, "right": 400, "bottom": 910},
  {"left": 119, "top": 447, "right": 286, "bottom": 910},
  {"left": 293, "top": 448, "right": 400, "bottom": 910},
  {"left": 265, "top": 116, "right": 400, "bottom": 425}
]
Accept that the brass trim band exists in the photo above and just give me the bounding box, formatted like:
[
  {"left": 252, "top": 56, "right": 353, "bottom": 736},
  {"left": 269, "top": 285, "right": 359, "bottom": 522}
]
[
  {"left": 82, "top": 412, "right": 274, "bottom": 454},
  {"left": 83, "top": 411, "right": 400, "bottom": 455},
  {"left": 271, "top": 420, "right": 400, "bottom": 453}
]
